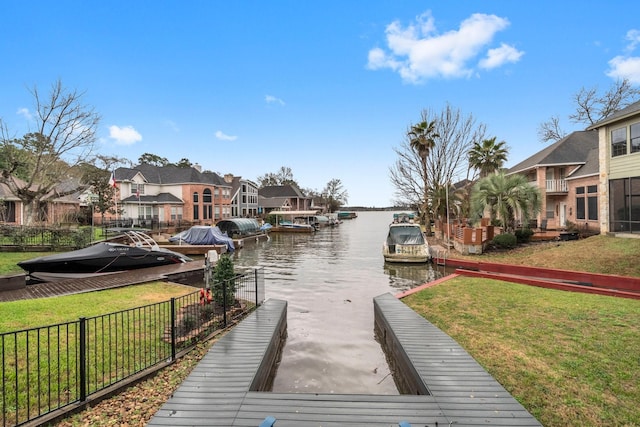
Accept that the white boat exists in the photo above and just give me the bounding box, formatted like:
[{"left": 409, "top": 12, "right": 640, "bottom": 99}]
[{"left": 382, "top": 220, "right": 430, "bottom": 263}]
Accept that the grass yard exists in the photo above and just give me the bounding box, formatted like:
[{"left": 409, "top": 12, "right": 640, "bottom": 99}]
[
  {"left": 403, "top": 276, "right": 640, "bottom": 426},
  {"left": 0, "top": 282, "right": 196, "bottom": 332}
]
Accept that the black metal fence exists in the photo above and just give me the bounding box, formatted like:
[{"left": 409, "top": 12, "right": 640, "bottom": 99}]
[
  {"left": 0, "top": 268, "right": 265, "bottom": 427},
  {"left": 0, "top": 226, "right": 91, "bottom": 250}
]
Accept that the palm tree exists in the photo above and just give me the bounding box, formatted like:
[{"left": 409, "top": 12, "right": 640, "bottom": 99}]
[
  {"left": 408, "top": 120, "right": 438, "bottom": 233},
  {"left": 468, "top": 137, "right": 509, "bottom": 179},
  {"left": 470, "top": 172, "right": 541, "bottom": 232}
]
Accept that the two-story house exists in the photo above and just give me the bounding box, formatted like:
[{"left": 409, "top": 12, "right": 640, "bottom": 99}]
[
  {"left": 224, "top": 174, "right": 260, "bottom": 218},
  {"left": 588, "top": 100, "right": 640, "bottom": 234},
  {"left": 258, "top": 184, "right": 313, "bottom": 214},
  {"left": 507, "top": 130, "right": 600, "bottom": 231},
  {"left": 111, "top": 164, "right": 232, "bottom": 226}
]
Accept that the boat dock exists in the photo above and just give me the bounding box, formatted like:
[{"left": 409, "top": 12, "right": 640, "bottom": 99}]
[{"left": 147, "top": 293, "right": 541, "bottom": 426}]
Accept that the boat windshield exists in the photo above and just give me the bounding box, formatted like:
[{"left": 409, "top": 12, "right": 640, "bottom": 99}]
[{"left": 387, "top": 226, "right": 425, "bottom": 245}]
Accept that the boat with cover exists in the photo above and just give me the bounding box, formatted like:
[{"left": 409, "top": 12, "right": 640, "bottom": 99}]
[
  {"left": 382, "top": 218, "right": 430, "bottom": 263},
  {"left": 18, "top": 230, "right": 193, "bottom": 283}
]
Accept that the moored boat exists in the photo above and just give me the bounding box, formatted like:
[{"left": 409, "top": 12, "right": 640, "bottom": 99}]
[
  {"left": 18, "top": 231, "right": 193, "bottom": 283},
  {"left": 382, "top": 219, "right": 430, "bottom": 263}
]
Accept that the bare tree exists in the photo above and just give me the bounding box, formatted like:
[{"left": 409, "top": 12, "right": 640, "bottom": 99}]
[
  {"left": 538, "top": 79, "right": 640, "bottom": 143},
  {"left": 0, "top": 79, "right": 101, "bottom": 224},
  {"left": 390, "top": 104, "right": 486, "bottom": 224},
  {"left": 256, "top": 166, "right": 299, "bottom": 188}
]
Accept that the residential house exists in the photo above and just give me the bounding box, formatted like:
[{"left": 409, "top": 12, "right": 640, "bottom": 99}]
[
  {"left": 587, "top": 100, "right": 640, "bottom": 234},
  {"left": 110, "top": 164, "right": 232, "bottom": 226},
  {"left": 258, "top": 185, "right": 313, "bottom": 214},
  {"left": 1, "top": 177, "right": 86, "bottom": 225},
  {"left": 224, "top": 174, "right": 260, "bottom": 218},
  {"left": 507, "top": 130, "right": 600, "bottom": 232}
]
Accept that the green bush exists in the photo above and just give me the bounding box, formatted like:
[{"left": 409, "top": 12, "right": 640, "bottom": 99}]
[
  {"left": 514, "top": 227, "right": 534, "bottom": 243},
  {"left": 492, "top": 233, "right": 517, "bottom": 249},
  {"left": 211, "top": 255, "right": 236, "bottom": 304}
]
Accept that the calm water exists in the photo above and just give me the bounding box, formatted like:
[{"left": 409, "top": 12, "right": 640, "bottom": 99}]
[{"left": 232, "top": 211, "right": 451, "bottom": 395}]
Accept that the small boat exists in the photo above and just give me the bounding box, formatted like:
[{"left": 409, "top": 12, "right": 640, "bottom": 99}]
[
  {"left": 268, "top": 210, "right": 318, "bottom": 233},
  {"left": 18, "top": 231, "right": 193, "bottom": 283},
  {"left": 383, "top": 220, "right": 430, "bottom": 263},
  {"left": 337, "top": 211, "right": 358, "bottom": 219},
  {"left": 169, "top": 225, "right": 235, "bottom": 253}
]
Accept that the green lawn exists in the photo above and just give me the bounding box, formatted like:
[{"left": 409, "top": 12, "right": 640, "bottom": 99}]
[{"left": 403, "top": 271, "right": 640, "bottom": 426}]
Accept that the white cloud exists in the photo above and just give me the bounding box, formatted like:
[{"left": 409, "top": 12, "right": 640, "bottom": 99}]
[
  {"left": 607, "top": 56, "right": 640, "bottom": 83},
  {"left": 265, "top": 95, "right": 285, "bottom": 106},
  {"left": 16, "top": 107, "right": 32, "bottom": 120},
  {"left": 109, "top": 125, "right": 142, "bottom": 145},
  {"left": 479, "top": 43, "right": 524, "bottom": 69},
  {"left": 624, "top": 29, "right": 640, "bottom": 53},
  {"left": 215, "top": 130, "right": 237, "bottom": 141},
  {"left": 367, "top": 11, "right": 522, "bottom": 83}
]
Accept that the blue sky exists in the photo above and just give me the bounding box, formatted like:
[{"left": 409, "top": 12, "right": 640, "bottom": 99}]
[{"left": 2, "top": 1, "right": 640, "bottom": 207}]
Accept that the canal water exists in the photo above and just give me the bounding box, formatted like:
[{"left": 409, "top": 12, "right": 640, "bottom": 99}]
[{"left": 232, "top": 210, "right": 451, "bottom": 395}]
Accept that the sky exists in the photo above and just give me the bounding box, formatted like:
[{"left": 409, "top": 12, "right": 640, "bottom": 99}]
[{"left": 2, "top": 1, "right": 640, "bottom": 207}]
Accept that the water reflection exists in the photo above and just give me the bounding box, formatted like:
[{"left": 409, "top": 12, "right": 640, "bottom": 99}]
[{"left": 232, "top": 211, "right": 453, "bottom": 395}]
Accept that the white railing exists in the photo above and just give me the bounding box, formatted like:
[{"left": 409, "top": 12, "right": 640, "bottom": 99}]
[{"left": 546, "top": 179, "right": 568, "bottom": 192}]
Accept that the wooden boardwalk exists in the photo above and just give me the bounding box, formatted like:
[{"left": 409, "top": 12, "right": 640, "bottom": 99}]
[{"left": 147, "top": 294, "right": 541, "bottom": 426}]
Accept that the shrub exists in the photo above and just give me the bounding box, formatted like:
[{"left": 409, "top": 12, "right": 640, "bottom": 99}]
[
  {"left": 211, "top": 255, "right": 236, "bottom": 305},
  {"left": 514, "top": 227, "right": 534, "bottom": 243},
  {"left": 492, "top": 233, "right": 517, "bottom": 249}
]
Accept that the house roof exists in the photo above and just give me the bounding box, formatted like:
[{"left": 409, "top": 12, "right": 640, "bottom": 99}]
[
  {"left": 115, "top": 164, "right": 230, "bottom": 187},
  {"left": 121, "top": 192, "right": 184, "bottom": 204},
  {"left": 587, "top": 100, "right": 640, "bottom": 130},
  {"left": 259, "top": 195, "right": 291, "bottom": 209},
  {"left": 259, "top": 184, "right": 307, "bottom": 198},
  {"left": 507, "top": 130, "right": 598, "bottom": 175}
]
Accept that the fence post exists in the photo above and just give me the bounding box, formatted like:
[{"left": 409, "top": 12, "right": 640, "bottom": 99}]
[
  {"left": 170, "top": 298, "right": 176, "bottom": 362},
  {"left": 254, "top": 268, "right": 259, "bottom": 307},
  {"left": 79, "top": 317, "right": 87, "bottom": 402},
  {"left": 222, "top": 280, "right": 228, "bottom": 328}
]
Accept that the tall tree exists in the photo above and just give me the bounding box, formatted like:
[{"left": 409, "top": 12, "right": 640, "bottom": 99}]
[
  {"left": 256, "top": 166, "right": 299, "bottom": 188},
  {"left": 322, "top": 178, "right": 348, "bottom": 213},
  {"left": 138, "top": 153, "right": 169, "bottom": 166},
  {"left": 78, "top": 155, "right": 127, "bottom": 224},
  {"left": 0, "top": 79, "right": 100, "bottom": 224},
  {"left": 470, "top": 172, "right": 541, "bottom": 232},
  {"left": 407, "top": 120, "right": 438, "bottom": 232},
  {"left": 538, "top": 78, "right": 640, "bottom": 143},
  {"left": 390, "top": 105, "right": 486, "bottom": 229},
  {"left": 468, "top": 137, "right": 509, "bottom": 179}
]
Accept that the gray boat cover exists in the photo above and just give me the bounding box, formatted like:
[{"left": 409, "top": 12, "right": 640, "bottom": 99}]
[{"left": 169, "top": 226, "right": 235, "bottom": 252}]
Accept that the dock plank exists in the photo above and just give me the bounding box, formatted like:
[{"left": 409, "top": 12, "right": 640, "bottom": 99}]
[{"left": 148, "top": 294, "right": 541, "bottom": 426}]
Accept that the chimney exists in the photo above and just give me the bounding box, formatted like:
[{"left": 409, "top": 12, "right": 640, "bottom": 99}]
[
  {"left": 194, "top": 163, "right": 202, "bottom": 172},
  {"left": 224, "top": 173, "right": 234, "bottom": 183}
]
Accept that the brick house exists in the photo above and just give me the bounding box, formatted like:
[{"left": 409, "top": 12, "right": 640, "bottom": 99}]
[
  {"left": 587, "top": 100, "right": 640, "bottom": 234},
  {"left": 110, "top": 164, "right": 232, "bottom": 226},
  {"left": 507, "top": 130, "right": 600, "bottom": 232}
]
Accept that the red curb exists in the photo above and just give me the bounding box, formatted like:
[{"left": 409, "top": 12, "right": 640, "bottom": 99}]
[{"left": 395, "top": 273, "right": 460, "bottom": 299}]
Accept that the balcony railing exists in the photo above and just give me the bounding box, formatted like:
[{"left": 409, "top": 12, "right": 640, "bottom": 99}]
[{"left": 546, "top": 179, "right": 568, "bottom": 193}]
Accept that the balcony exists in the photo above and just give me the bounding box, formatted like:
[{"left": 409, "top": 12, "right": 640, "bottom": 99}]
[{"left": 546, "top": 179, "right": 568, "bottom": 193}]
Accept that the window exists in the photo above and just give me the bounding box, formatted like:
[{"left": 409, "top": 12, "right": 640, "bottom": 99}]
[
  {"left": 546, "top": 201, "right": 555, "bottom": 219},
  {"left": 171, "top": 206, "right": 183, "bottom": 220},
  {"left": 193, "top": 192, "right": 199, "bottom": 203},
  {"left": 576, "top": 187, "right": 585, "bottom": 220},
  {"left": 631, "top": 122, "right": 640, "bottom": 154},
  {"left": 0, "top": 201, "right": 16, "bottom": 222},
  {"left": 609, "top": 178, "right": 640, "bottom": 232},
  {"left": 203, "top": 189, "right": 212, "bottom": 203},
  {"left": 587, "top": 185, "right": 598, "bottom": 221},
  {"left": 193, "top": 205, "right": 199, "bottom": 220},
  {"left": 131, "top": 183, "right": 145, "bottom": 195},
  {"left": 611, "top": 127, "right": 627, "bottom": 157}
]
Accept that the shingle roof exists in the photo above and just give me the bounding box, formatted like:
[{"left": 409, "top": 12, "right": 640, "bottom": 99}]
[
  {"left": 114, "top": 164, "right": 230, "bottom": 186},
  {"left": 121, "top": 192, "right": 183, "bottom": 203},
  {"left": 507, "top": 130, "right": 598, "bottom": 174},
  {"left": 259, "top": 185, "right": 306, "bottom": 198}
]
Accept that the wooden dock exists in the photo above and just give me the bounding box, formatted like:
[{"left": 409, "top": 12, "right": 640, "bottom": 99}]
[{"left": 147, "top": 294, "right": 541, "bottom": 426}]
